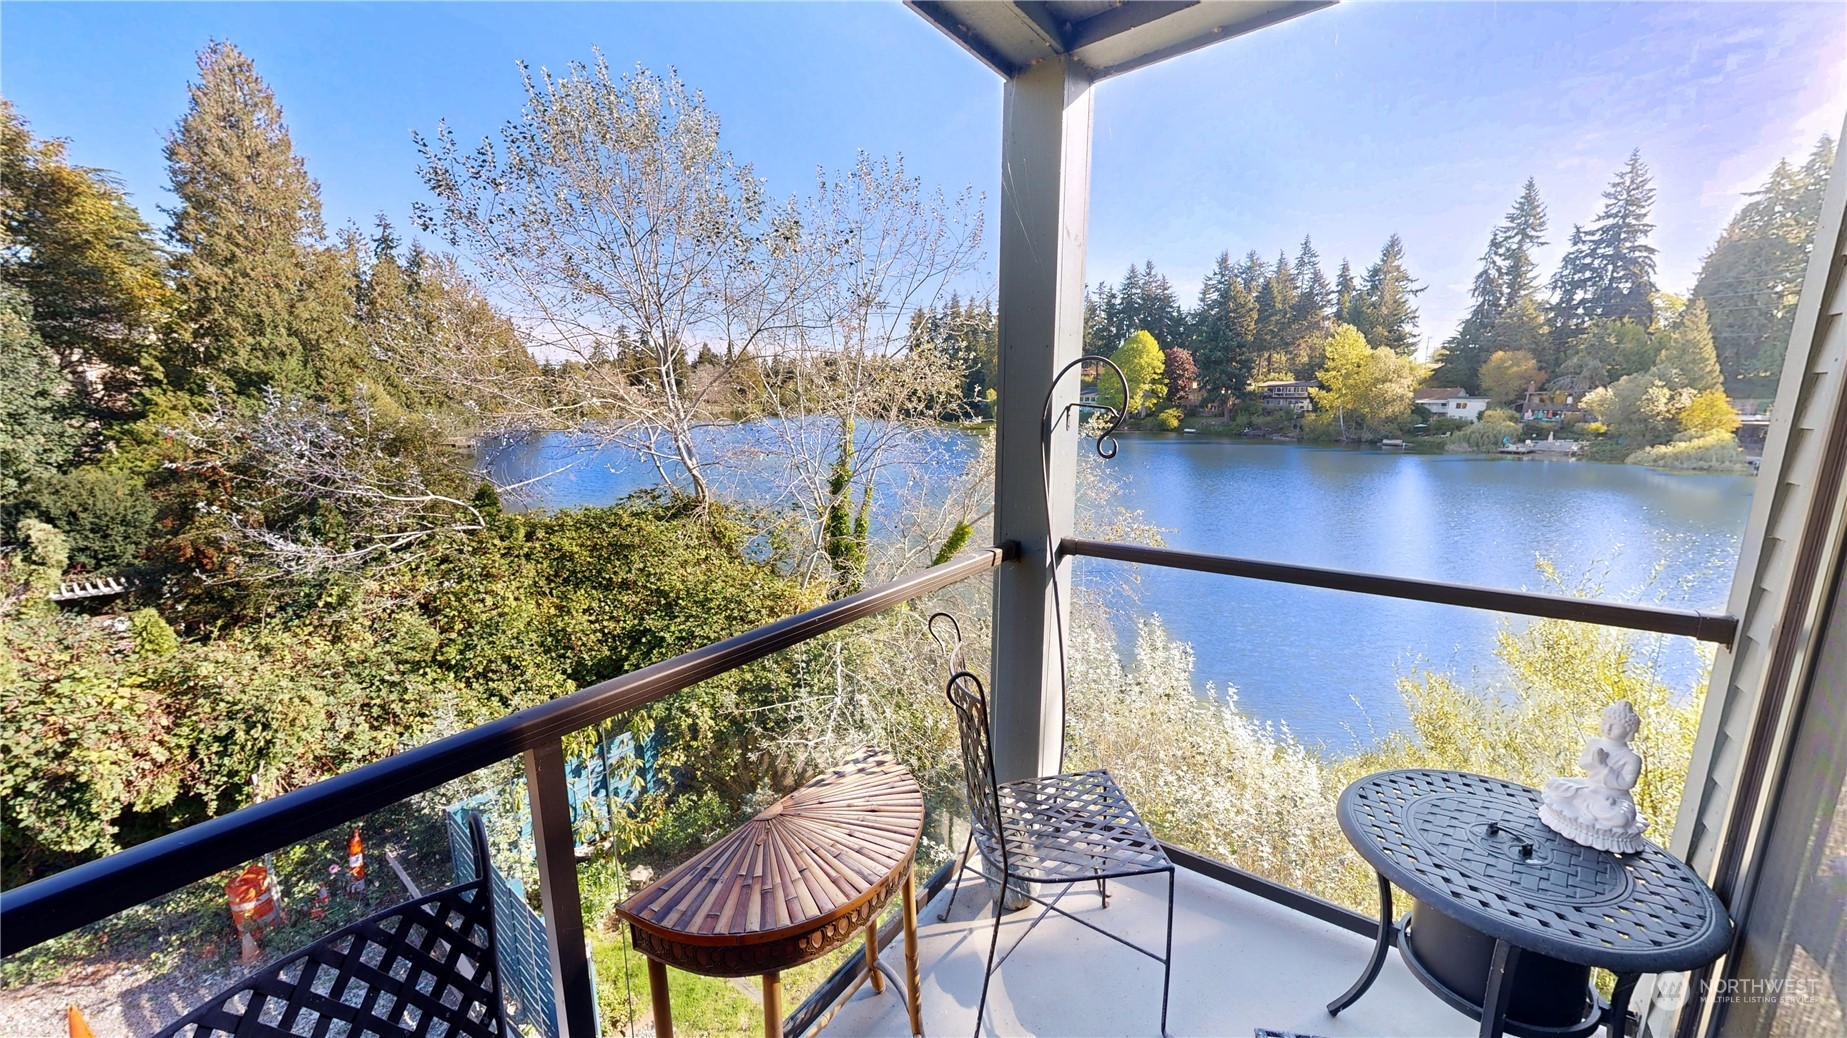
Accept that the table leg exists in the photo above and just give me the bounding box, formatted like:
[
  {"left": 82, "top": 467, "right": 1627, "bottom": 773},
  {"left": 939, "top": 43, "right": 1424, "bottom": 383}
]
[
  {"left": 646, "top": 956, "right": 673, "bottom": 1038},
  {"left": 764, "top": 970, "right": 784, "bottom": 1038},
  {"left": 1606, "top": 974, "right": 1640, "bottom": 1038},
  {"left": 902, "top": 868, "right": 924, "bottom": 1036},
  {"left": 1328, "top": 872, "right": 1394, "bottom": 1016},
  {"left": 866, "top": 923, "right": 886, "bottom": 994},
  {"left": 1479, "top": 939, "right": 1522, "bottom": 1038}
]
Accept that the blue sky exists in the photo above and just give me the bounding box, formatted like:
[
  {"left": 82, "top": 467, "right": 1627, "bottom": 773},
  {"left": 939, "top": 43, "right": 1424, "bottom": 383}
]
[{"left": 4, "top": 2, "right": 1842, "bottom": 352}]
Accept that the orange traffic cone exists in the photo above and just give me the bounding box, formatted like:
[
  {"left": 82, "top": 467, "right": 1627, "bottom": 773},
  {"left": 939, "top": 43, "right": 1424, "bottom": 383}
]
[
  {"left": 346, "top": 828, "right": 366, "bottom": 895},
  {"left": 66, "top": 1005, "right": 95, "bottom": 1038}
]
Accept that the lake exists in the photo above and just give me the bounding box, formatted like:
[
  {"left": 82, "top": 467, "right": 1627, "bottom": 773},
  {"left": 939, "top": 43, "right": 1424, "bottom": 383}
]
[{"left": 483, "top": 428, "right": 1755, "bottom": 747}]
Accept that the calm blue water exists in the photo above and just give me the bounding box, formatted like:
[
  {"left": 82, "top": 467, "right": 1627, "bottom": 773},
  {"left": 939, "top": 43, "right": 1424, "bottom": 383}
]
[
  {"left": 483, "top": 429, "right": 1755, "bottom": 747},
  {"left": 1086, "top": 436, "right": 1752, "bottom": 745}
]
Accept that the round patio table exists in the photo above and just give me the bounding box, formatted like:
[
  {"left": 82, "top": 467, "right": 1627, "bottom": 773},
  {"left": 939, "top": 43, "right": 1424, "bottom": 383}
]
[
  {"left": 1329, "top": 769, "right": 1732, "bottom": 1038},
  {"left": 615, "top": 748, "right": 925, "bottom": 1038}
]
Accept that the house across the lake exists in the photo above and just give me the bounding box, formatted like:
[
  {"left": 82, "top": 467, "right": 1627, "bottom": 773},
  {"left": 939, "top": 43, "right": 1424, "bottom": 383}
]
[
  {"left": 1413, "top": 387, "right": 1492, "bottom": 423},
  {"left": 1253, "top": 379, "right": 1317, "bottom": 412},
  {"left": 1522, "top": 386, "right": 1581, "bottom": 422}
]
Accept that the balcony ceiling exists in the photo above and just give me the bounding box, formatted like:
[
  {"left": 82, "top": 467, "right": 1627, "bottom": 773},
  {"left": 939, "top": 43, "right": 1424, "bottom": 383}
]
[{"left": 906, "top": 0, "right": 1334, "bottom": 81}]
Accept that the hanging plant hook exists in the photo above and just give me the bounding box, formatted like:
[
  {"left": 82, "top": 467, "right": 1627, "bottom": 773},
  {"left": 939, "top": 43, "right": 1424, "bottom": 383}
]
[{"left": 1041, "top": 354, "right": 1129, "bottom": 462}]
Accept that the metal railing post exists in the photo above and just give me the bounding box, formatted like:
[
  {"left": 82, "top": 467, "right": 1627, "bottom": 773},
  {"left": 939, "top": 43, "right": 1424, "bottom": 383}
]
[{"left": 526, "top": 736, "right": 598, "bottom": 1037}]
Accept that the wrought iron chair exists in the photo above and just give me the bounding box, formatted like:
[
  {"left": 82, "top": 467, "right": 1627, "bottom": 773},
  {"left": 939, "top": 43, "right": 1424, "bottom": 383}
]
[
  {"left": 929, "top": 613, "right": 1176, "bottom": 1038},
  {"left": 157, "top": 812, "right": 512, "bottom": 1038}
]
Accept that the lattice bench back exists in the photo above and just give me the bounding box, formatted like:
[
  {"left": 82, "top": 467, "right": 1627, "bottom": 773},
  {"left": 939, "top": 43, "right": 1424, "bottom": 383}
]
[{"left": 157, "top": 813, "right": 511, "bottom": 1038}]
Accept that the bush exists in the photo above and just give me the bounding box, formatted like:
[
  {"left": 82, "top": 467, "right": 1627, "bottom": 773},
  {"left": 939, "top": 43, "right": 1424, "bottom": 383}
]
[
  {"left": 15, "top": 467, "right": 155, "bottom": 571},
  {"left": 1153, "top": 407, "right": 1185, "bottom": 431},
  {"left": 1446, "top": 415, "right": 1521, "bottom": 452},
  {"left": 1426, "top": 416, "right": 1470, "bottom": 435},
  {"left": 1625, "top": 432, "right": 1754, "bottom": 473}
]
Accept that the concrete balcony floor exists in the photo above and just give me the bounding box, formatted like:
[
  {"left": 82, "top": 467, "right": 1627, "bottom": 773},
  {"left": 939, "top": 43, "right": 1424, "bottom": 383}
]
[{"left": 821, "top": 863, "right": 1478, "bottom": 1038}]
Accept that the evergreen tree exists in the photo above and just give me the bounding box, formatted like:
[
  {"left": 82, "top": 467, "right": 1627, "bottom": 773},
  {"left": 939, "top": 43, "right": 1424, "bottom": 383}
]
[
  {"left": 1236, "top": 250, "right": 1269, "bottom": 295},
  {"left": 1, "top": 99, "right": 172, "bottom": 423},
  {"left": 1498, "top": 178, "right": 1550, "bottom": 304},
  {"left": 1334, "top": 259, "right": 1360, "bottom": 327},
  {"left": 1188, "top": 251, "right": 1258, "bottom": 416},
  {"left": 1255, "top": 251, "right": 1300, "bottom": 374},
  {"left": 1116, "top": 261, "right": 1184, "bottom": 346},
  {"left": 1549, "top": 150, "right": 1658, "bottom": 346},
  {"left": 1291, "top": 235, "right": 1333, "bottom": 336},
  {"left": 0, "top": 286, "right": 81, "bottom": 499},
  {"left": 1355, "top": 234, "right": 1423, "bottom": 356},
  {"left": 164, "top": 40, "right": 327, "bottom": 396},
  {"left": 1654, "top": 299, "right": 1723, "bottom": 394},
  {"left": 1690, "top": 136, "right": 1834, "bottom": 388}
]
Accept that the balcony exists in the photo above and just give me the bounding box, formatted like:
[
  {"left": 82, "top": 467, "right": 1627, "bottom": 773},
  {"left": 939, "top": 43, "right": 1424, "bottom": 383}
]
[
  {"left": 824, "top": 860, "right": 1476, "bottom": 1038},
  {"left": 4, "top": 3, "right": 1845, "bottom": 1037}
]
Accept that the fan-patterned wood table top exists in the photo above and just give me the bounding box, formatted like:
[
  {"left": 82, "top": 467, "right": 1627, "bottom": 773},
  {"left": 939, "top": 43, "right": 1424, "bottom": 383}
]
[{"left": 617, "top": 749, "right": 924, "bottom": 951}]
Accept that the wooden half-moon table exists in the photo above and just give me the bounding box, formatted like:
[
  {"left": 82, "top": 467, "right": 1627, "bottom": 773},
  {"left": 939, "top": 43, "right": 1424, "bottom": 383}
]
[{"left": 615, "top": 749, "right": 926, "bottom": 1038}]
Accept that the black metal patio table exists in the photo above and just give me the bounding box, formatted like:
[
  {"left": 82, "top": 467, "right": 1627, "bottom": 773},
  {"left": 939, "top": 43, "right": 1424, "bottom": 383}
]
[{"left": 1329, "top": 769, "right": 1732, "bottom": 1038}]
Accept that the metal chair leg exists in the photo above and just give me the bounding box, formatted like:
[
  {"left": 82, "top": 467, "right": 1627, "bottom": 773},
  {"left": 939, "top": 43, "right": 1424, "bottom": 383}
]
[
  {"left": 975, "top": 882, "right": 1004, "bottom": 1038},
  {"left": 1160, "top": 868, "right": 1175, "bottom": 1037},
  {"left": 941, "top": 830, "right": 975, "bottom": 922},
  {"left": 1097, "top": 876, "right": 1109, "bottom": 907}
]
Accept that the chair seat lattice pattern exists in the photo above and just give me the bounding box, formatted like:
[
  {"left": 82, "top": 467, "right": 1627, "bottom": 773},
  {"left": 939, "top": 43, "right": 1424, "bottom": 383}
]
[
  {"left": 981, "top": 770, "right": 1172, "bottom": 884},
  {"left": 158, "top": 814, "right": 509, "bottom": 1038}
]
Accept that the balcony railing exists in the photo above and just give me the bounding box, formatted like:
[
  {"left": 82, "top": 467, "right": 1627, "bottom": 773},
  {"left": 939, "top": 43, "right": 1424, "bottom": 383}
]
[{"left": 0, "top": 534, "right": 1740, "bottom": 1036}]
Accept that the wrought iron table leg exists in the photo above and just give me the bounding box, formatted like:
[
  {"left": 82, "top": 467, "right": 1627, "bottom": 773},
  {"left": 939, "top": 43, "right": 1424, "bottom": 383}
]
[
  {"left": 1606, "top": 974, "right": 1639, "bottom": 1038},
  {"left": 1328, "top": 871, "right": 1394, "bottom": 1016},
  {"left": 1479, "top": 939, "right": 1522, "bottom": 1038}
]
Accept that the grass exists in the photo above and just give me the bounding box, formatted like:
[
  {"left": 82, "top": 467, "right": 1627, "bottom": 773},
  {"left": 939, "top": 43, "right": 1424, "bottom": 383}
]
[{"left": 587, "top": 909, "right": 871, "bottom": 1036}]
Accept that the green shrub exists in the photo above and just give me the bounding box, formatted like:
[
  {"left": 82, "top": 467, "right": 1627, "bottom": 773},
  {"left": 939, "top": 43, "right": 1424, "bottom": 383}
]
[
  {"left": 128, "top": 608, "right": 179, "bottom": 655},
  {"left": 1153, "top": 407, "right": 1185, "bottom": 431},
  {"left": 1446, "top": 415, "right": 1521, "bottom": 452},
  {"left": 16, "top": 467, "right": 155, "bottom": 571},
  {"left": 1625, "top": 432, "right": 1753, "bottom": 473}
]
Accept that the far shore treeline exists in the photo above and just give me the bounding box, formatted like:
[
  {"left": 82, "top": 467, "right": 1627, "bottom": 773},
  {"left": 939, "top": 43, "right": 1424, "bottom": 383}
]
[{"left": 0, "top": 36, "right": 1820, "bottom": 1029}]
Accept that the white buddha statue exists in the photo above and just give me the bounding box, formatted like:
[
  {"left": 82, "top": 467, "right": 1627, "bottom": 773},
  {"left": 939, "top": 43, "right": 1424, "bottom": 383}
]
[{"left": 1539, "top": 699, "right": 1648, "bottom": 854}]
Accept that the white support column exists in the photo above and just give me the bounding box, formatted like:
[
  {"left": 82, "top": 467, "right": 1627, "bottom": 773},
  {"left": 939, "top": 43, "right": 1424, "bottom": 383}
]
[{"left": 990, "top": 56, "right": 1094, "bottom": 785}]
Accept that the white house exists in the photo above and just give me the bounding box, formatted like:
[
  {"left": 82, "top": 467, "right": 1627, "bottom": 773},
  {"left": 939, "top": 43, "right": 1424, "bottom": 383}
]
[{"left": 1415, "top": 386, "right": 1493, "bottom": 423}]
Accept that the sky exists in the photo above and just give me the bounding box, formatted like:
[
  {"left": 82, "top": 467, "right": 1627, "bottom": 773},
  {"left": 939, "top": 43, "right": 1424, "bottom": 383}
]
[{"left": 4, "top": 1, "right": 1843, "bottom": 355}]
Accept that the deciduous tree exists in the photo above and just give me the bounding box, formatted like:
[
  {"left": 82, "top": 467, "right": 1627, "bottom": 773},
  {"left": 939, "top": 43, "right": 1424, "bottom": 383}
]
[
  {"left": 2, "top": 100, "right": 173, "bottom": 421},
  {"left": 1098, "top": 330, "right": 1167, "bottom": 418},
  {"left": 1480, "top": 350, "right": 1545, "bottom": 406}
]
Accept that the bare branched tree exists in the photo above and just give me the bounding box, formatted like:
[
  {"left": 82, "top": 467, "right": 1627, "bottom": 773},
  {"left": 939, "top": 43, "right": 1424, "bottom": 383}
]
[
  {"left": 168, "top": 389, "right": 484, "bottom": 575},
  {"left": 752, "top": 154, "right": 985, "bottom": 586},
  {"left": 414, "top": 55, "right": 811, "bottom": 502}
]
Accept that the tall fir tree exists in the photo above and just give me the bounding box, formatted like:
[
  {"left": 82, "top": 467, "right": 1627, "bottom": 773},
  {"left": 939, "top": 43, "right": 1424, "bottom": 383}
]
[
  {"left": 1438, "top": 179, "right": 1552, "bottom": 389},
  {"left": 1291, "top": 235, "right": 1333, "bottom": 336},
  {"left": 1690, "top": 135, "right": 1834, "bottom": 389},
  {"left": 164, "top": 40, "right": 328, "bottom": 396},
  {"left": 1549, "top": 150, "right": 1658, "bottom": 347},
  {"left": 1654, "top": 299, "right": 1723, "bottom": 394},
  {"left": 1354, "top": 234, "right": 1423, "bottom": 357},
  {"left": 1187, "top": 251, "right": 1258, "bottom": 414},
  {"left": 1334, "top": 259, "right": 1359, "bottom": 327},
  {"left": 1254, "top": 251, "right": 1300, "bottom": 376}
]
